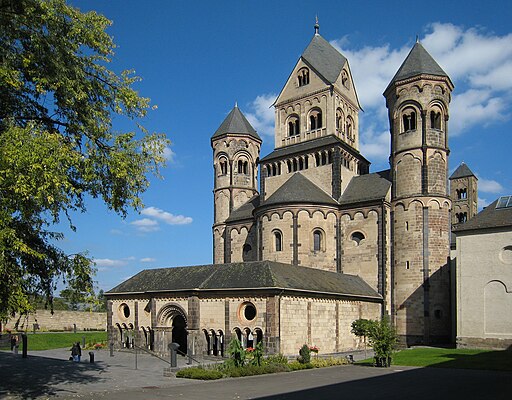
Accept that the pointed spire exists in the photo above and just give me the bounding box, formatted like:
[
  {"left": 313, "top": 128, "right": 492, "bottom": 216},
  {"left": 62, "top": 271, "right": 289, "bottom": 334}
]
[
  {"left": 234, "top": 100, "right": 238, "bottom": 108},
  {"left": 449, "top": 162, "right": 477, "bottom": 180},
  {"left": 416, "top": 34, "right": 420, "bottom": 43},
  {"left": 314, "top": 15, "right": 319, "bottom": 35},
  {"left": 211, "top": 105, "right": 261, "bottom": 142},
  {"left": 386, "top": 41, "right": 451, "bottom": 91}
]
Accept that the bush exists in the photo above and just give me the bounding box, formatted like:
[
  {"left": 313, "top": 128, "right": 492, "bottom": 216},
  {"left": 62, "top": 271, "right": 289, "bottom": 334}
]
[
  {"left": 265, "top": 353, "right": 288, "bottom": 365},
  {"left": 288, "top": 361, "right": 313, "bottom": 371},
  {"left": 227, "top": 338, "right": 246, "bottom": 367},
  {"left": 176, "top": 367, "right": 223, "bottom": 380},
  {"left": 311, "top": 357, "right": 348, "bottom": 368},
  {"left": 298, "top": 344, "right": 311, "bottom": 364},
  {"left": 368, "top": 316, "right": 397, "bottom": 367}
]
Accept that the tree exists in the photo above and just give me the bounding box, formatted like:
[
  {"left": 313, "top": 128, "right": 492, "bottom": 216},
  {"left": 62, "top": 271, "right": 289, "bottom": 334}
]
[
  {"left": 0, "top": 0, "right": 168, "bottom": 321},
  {"left": 351, "top": 318, "right": 373, "bottom": 358},
  {"left": 367, "top": 316, "right": 397, "bottom": 367}
]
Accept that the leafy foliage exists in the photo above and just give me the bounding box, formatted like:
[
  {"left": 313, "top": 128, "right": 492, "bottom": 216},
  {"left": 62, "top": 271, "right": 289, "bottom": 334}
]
[
  {"left": 227, "top": 338, "right": 246, "bottom": 367},
  {"left": 367, "top": 316, "right": 397, "bottom": 367},
  {"left": 298, "top": 343, "right": 311, "bottom": 364},
  {"left": 176, "top": 366, "right": 224, "bottom": 380},
  {"left": 0, "top": 0, "right": 168, "bottom": 320}
]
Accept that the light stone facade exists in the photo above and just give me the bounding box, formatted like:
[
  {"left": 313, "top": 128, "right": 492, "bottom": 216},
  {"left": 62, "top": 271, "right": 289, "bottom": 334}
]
[{"left": 106, "top": 29, "right": 471, "bottom": 358}]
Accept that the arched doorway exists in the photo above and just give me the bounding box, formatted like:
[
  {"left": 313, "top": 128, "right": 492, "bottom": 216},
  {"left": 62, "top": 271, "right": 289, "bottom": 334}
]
[
  {"left": 172, "top": 314, "right": 187, "bottom": 354},
  {"left": 156, "top": 303, "right": 188, "bottom": 355}
]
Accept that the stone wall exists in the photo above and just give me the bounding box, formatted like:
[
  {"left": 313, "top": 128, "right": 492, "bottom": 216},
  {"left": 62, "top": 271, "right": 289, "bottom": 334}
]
[{"left": 3, "top": 309, "right": 106, "bottom": 332}]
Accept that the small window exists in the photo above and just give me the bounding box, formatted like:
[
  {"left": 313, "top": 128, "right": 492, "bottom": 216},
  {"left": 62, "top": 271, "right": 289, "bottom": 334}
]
[
  {"left": 119, "top": 303, "right": 130, "bottom": 319},
  {"left": 288, "top": 115, "right": 300, "bottom": 136},
  {"left": 406, "top": 261, "right": 410, "bottom": 270},
  {"left": 434, "top": 309, "right": 442, "bottom": 319},
  {"left": 298, "top": 67, "right": 310, "bottom": 87},
  {"left": 239, "top": 302, "right": 257, "bottom": 322},
  {"left": 237, "top": 160, "right": 248, "bottom": 174},
  {"left": 309, "top": 109, "right": 322, "bottom": 131},
  {"left": 341, "top": 70, "right": 350, "bottom": 89},
  {"left": 274, "top": 231, "right": 282, "bottom": 252},
  {"left": 430, "top": 110, "right": 442, "bottom": 130},
  {"left": 351, "top": 231, "right": 365, "bottom": 246},
  {"left": 402, "top": 109, "right": 417, "bottom": 132},
  {"left": 313, "top": 230, "right": 323, "bottom": 252},
  {"left": 336, "top": 108, "right": 344, "bottom": 133},
  {"left": 219, "top": 159, "right": 228, "bottom": 175}
]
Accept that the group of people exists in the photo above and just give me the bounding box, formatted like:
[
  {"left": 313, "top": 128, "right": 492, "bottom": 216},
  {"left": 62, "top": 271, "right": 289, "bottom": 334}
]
[{"left": 70, "top": 342, "right": 81, "bottom": 362}]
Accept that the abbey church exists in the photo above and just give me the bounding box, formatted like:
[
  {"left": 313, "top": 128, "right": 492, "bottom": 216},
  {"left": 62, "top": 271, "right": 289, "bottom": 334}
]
[{"left": 106, "top": 25, "right": 502, "bottom": 357}]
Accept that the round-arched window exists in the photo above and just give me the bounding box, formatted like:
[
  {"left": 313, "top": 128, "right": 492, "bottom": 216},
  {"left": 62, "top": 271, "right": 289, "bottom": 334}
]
[
  {"left": 239, "top": 302, "right": 257, "bottom": 322},
  {"left": 351, "top": 231, "right": 365, "bottom": 246},
  {"left": 119, "top": 303, "right": 130, "bottom": 319}
]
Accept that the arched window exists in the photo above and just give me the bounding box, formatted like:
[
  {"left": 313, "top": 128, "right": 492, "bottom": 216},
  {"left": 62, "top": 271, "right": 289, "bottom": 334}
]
[
  {"left": 274, "top": 231, "right": 282, "bottom": 252},
  {"left": 341, "top": 70, "right": 350, "bottom": 89},
  {"left": 219, "top": 158, "right": 228, "bottom": 175},
  {"left": 430, "top": 110, "right": 442, "bottom": 130},
  {"left": 351, "top": 231, "right": 365, "bottom": 246},
  {"left": 297, "top": 67, "right": 310, "bottom": 87},
  {"left": 336, "top": 108, "right": 344, "bottom": 133},
  {"left": 402, "top": 108, "right": 417, "bottom": 132},
  {"left": 237, "top": 159, "right": 248, "bottom": 174},
  {"left": 287, "top": 115, "right": 300, "bottom": 136},
  {"left": 309, "top": 109, "right": 322, "bottom": 131},
  {"left": 346, "top": 117, "right": 354, "bottom": 139},
  {"left": 313, "top": 230, "right": 323, "bottom": 252}
]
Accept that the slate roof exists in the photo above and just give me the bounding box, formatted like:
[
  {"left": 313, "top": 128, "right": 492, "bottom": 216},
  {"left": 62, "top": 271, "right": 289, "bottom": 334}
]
[
  {"left": 449, "top": 162, "right": 477, "bottom": 180},
  {"left": 339, "top": 170, "right": 391, "bottom": 205},
  {"left": 453, "top": 198, "right": 512, "bottom": 233},
  {"left": 260, "top": 135, "right": 369, "bottom": 164},
  {"left": 263, "top": 173, "right": 338, "bottom": 207},
  {"left": 211, "top": 106, "right": 261, "bottom": 141},
  {"left": 106, "top": 261, "right": 381, "bottom": 300},
  {"left": 225, "top": 195, "right": 260, "bottom": 223},
  {"left": 302, "top": 34, "right": 347, "bottom": 84},
  {"left": 386, "top": 42, "right": 450, "bottom": 91}
]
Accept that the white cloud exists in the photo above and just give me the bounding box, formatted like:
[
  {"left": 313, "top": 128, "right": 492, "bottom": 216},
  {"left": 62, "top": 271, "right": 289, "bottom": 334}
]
[
  {"left": 94, "top": 258, "right": 128, "bottom": 268},
  {"left": 478, "top": 197, "right": 490, "bottom": 209},
  {"left": 140, "top": 257, "right": 156, "bottom": 263},
  {"left": 477, "top": 177, "right": 504, "bottom": 193},
  {"left": 245, "top": 93, "right": 277, "bottom": 138},
  {"left": 141, "top": 206, "right": 193, "bottom": 225},
  {"left": 163, "top": 146, "right": 175, "bottom": 163},
  {"left": 330, "top": 23, "right": 512, "bottom": 138},
  {"left": 130, "top": 218, "right": 160, "bottom": 232},
  {"left": 359, "top": 122, "right": 390, "bottom": 163}
]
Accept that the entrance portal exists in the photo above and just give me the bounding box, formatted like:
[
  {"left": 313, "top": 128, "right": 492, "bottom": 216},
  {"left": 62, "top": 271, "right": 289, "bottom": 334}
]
[{"left": 172, "top": 314, "right": 187, "bottom": 354}]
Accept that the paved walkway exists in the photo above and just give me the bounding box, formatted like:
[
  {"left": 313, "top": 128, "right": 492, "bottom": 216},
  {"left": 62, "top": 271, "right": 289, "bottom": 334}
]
[{"left": 1, "top": 348, "right": 510, "bottom": 399}]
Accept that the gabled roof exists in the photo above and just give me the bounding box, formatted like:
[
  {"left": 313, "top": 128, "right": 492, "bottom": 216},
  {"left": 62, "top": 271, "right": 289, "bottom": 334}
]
[
  {"left": 263, "top": 172, "right": 338, "bottom": 207},
  {"left": 339, "top": 170, "right": 391, "bottom": 205},
  {"left": 226, "top": 195, "right": 260, "bottom": 223},
  {"left": 453, "top": 198, "right": 512, "bottom": 233},
  {"left": 302, "top": 34, "right": 347, "bottom": 84},
  {"left": 211, "top": 105, "right": 261, "bottom": 141},
  {"left": 386, "top": 42, "right": 451, "bottom": 91},
  {"left": 449, "top": 162, "right": 477, "bottom": 180},
  {"left": 106, "top": 261, "right": 381, "bottom": 300}
]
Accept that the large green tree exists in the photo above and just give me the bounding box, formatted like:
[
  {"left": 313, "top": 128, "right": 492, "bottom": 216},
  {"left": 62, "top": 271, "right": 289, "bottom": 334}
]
[{"left": 0, "top": 0, "right": 168, "bottom": 321}]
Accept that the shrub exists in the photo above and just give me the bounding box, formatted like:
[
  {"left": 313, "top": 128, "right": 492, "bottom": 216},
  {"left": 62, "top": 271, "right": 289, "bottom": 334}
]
[
  {"left": 250, "top": 341, "right": 264, "bottom": 366},
  {"left": 288, "top": 361, "right": 313, "bottom": 371},
  {"left": 368, "top": 316, "right": 397, "bottom": 367},
  {"left": 265, "top": 353, "right": 288, "bottom": 365},
  {"left": 311, "top": 357, "right": 348, "bottom": 368},
  {"left": 176, "top": 367, "right": 223, "bottom": 380},
  {"left": 298, "top": 344, "right": 311, "bottom": 364},
  {"left": 227, "top": 338, "right": 246, "bottom": 367}
]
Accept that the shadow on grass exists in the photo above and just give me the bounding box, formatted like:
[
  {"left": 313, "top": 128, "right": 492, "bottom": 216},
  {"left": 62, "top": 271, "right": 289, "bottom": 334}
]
[{"left": 0, "top": 351, "right": 105, "bottom": 399}]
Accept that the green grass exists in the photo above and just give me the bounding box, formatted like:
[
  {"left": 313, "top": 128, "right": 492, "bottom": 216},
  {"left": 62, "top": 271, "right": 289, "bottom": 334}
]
[
  {"left": 359, "top": 347, "right": 512, "bottom": 371},
  {"left": 1, "top": 331, "right": 107, "bottom": 351}
]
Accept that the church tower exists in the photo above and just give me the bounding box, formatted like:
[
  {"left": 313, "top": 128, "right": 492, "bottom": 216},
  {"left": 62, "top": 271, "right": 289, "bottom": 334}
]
[
  {"left": 449, "top": 163, "right": 478, "bottom": 225},
  {"left": 384, "top": 42, "right": 454, "bottom": 344},
  {"left": 211, "top": 105, "right": 261, "bottom": 264}
]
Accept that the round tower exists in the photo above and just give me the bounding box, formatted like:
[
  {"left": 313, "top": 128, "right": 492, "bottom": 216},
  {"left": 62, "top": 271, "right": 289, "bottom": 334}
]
[
  {"left": 211, "top": 105, "right": 261, "bottom": 264},
  {"left": 384, "top": 41, "right": 454, "bottom": 345}
]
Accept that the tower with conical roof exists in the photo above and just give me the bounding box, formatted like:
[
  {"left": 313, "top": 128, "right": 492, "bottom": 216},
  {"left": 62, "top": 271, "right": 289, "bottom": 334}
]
[
  {"left": 211, "top": 105, "right": 261, "bottom": 264},
  {"left": 384, "top": 41, "right": 454, "bottom": 345},
  {"left": 450, "top": 162, "right": 478, "bottom": 225}
]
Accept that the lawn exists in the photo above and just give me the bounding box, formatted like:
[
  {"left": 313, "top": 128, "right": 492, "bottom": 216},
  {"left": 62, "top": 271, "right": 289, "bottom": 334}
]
[
  {"left": 360, "top": 347, "right": 512, "bottom": 371},
  {"left": 1, "top": 331, "right": 107, "bottom": 351}
]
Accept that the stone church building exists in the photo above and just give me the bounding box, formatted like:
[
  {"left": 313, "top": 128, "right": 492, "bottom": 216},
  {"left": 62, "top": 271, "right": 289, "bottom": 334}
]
[{"left": 106, "top": 25, "right": 463, "bottom": 357}]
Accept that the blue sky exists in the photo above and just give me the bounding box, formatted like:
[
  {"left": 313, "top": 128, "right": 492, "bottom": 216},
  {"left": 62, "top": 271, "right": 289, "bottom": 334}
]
[{"left": 63, "top": 0, "right": 512, "bottom": 291}]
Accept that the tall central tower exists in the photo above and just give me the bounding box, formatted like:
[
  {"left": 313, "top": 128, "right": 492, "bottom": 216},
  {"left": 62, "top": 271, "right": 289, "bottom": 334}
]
[{"left": 384, "top": 42, "right": 454, "bottom": 345}]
